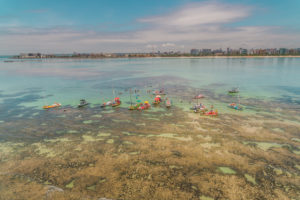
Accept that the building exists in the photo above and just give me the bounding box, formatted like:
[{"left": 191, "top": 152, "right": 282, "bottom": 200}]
[
  {"left": 239, "top": 48, "right": 248, "bottom": 55},
  {"left": 190, "top": 49, "right": 200, "bottom": 56},
  {"left": 279, "top": 48, "right": 288, "bottom": 55},
  {"left": 201, "top": 49, "right": 212, "bottom": 55}
]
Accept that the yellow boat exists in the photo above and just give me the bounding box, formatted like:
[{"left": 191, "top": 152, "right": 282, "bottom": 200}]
[{"left": 43, "top": 102, "right": 61, "bottom": 109}]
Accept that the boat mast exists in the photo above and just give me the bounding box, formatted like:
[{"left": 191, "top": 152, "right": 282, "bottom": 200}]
[{"left": 130, "top": 88, "right": 133, "bottom": 106}]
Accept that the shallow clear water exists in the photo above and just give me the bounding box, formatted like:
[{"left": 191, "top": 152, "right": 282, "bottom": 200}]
[{"left": 0, "top": 57, "right": 299, "bottom": 199}]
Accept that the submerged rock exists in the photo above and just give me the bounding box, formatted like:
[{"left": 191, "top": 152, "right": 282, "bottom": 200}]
[{"left": 46, "top": 185, "right": 63, "bottom": 197}]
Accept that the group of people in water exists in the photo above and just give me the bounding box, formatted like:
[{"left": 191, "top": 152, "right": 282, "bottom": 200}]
[{"left": 43, "top": 87, "right": 242, "bottom": 116}]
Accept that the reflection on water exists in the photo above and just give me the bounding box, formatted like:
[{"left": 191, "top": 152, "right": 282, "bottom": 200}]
[{"left": 0, "top": 58, "right": 300, "bottom": 199}]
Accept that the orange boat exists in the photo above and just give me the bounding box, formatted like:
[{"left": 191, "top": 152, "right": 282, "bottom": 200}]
[
  {"left": 112, "top": 97, "right": 121, "bottom": 107},
  {"left": 204, "top": 110, "right": 218, "bottom": 116},
  {"left": 43, "top": 102, "right": 61, "bottom": 109}
]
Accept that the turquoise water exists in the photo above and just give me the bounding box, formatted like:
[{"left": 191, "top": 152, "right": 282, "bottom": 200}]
[{"left": 1, "top": 57, "right": 300, "bottom": 110}]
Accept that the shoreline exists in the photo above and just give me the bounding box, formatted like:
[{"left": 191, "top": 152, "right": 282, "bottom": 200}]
[{"left": 6, "top": 55, "right": 300, "bottom": 60}]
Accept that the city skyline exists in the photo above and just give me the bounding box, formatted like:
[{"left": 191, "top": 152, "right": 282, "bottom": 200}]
[{"left": 1, "top": 0, "right": 300, "bottom": 54}]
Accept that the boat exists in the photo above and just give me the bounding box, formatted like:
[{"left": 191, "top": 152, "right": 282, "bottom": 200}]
[
  {"left": 228, "top": 88, "right": 239, "bottom": 93},
  {"left": 78, "top": 99, "right": 89, "bottom": 108},
  {"left": 153, "top": 88, "right": 166, "bottom": 95},
  {"left": 165, "top": 98, "right": 171, "bottom": 108},
  {"left": 204, "top": 110, "right": 218, "bottom": 116},
  {"left": 203, "top": 105, "right": 218, "bottom": 116},
  {"left": 152, "top": 95, "right": 162, "bottom": 105},
  {"left": 112, "top": 97, "right": 121, "bottom": 107},
  {"left": 101, "top": 101, "right": 112, "bottom": 108},
  {"left": 193, "top": 94, "right": 205, "bottom": 99},
  {"left": 228, "top": 103, "right": 243, "bottom": 110},
  {"left": 43, "top": 102, "right": 61, "bottom": 109},
  {"left": 128, "top": 105, "right": 137, "bottom": 110},
  {"left": 190, "top": 104, "right": 207, "bottom": 113},
  {"left": 138, "top": 101, "right": 151, "bottom": 110},
  {"left": 228, "top": 95, "right": 243, "bottom": 110},
  {"left": 128, "top": 89, "right": 136, "bottom": 110}
]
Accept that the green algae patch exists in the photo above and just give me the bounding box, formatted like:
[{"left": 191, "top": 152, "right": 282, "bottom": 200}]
[
  {"left": 274, "top": 168, "right": 283, "bottom": 175},
  {"left": 147, "top": 133, "right": 192, "bottom": 141},
  {"left": 83, "top": 120, "right": 99, "bottom": 124},
  {"left": 0, "top": 120, "right": 4, "bottom": 123},
  {"left": 101, "top": 110, "right": 115, "bottom": 114},
  {"left": 218, "top": 167, "right": 236, "bottom": 174},
  {"left": 99, "top": 178, "right": 106, "bottom": 183},
  {"left": 197, "top": 135, "right": 212, "bottom": 141},
  {"left": 136, "top": 123, "right": 146, "bottom": 126},
  {"left": 147, "top": 117, "right": 160, "bottom": 121},
  {"left": 57, "top": 114, "right": 66, "bottom": 118},
  {"left": 44, "top": 137, "right": 72, "bottom": 143},
  {"left": 123, "top": 141, "right": 134, "bottom": 145},
  {"left": 0, "top": 142, "right": 24, "bottom": 154},
  {"left": 32, "top": 112, "right": 39, "bottom": 116},
  {"left": 16, "top": 114, "right": 24, "bottom": 118},
  {"left": 44, "top": 180, "right": 51, "bottom": 185},
  {"left": 122, "top": 131, "right": 136, "bottom": 136},
  {"left": 98, "top": 125, "right": 105, "bottom": 128},
  {"left": 243, "top": 141, "right": 288, "bottom": 151},
  {"left": 200, "top": 143, "right": 220, "bottom": 149},
  {"left": 292, "top": 150, "right": 300, "bottom": 155},
  {"left": 169, "top": 165, "right": 183, "bottom": 169},
  {"left": 106, "top": 139, "right": 114, "bottom": 144},
  {"left": 32, "top": 143, "right": 56, "bottom": 158},
  {"left": 82, "top": 135, "right": 104, "bottom": 143},
  {"left": 200, "top": 195, "right": 214, "bottom": 200},
  {"left": 41, "top": 123, "right": 47, "bottom": 126},
  {"left": 65, "top": 180, "right": 74, "bottom": 189},
  {"left": 74, "top": 146, "right": 82, "bottom": 151},
  {"left": 97, "top": 132, "right": 111, "bottom": 137},
  {"left": 291, "top": 138, "right": 300, "bottom": 142},
  {"left": 67, "top": 130, "right": 78, "bottom": 134},
  {"left": 244, "top": 174, "right": 256, "bottom": 185},
  {"left": 91, "top": 114, "right": 102, "bottom": 118},
  {"left": 129, "top": 151, "right": 140, "bottom": 155},
  {"left": 295, "top": 165, "right": 300, "bottom": 170},
  {"left": 86, "top": 185, "right": 96, "bottom": 191},
  {"left": 55, "top": 130, "right": 65, "bottom": 134},
  {"left": 112, "top": 119, "right": 130, "bottom": 123},
  {"left": 164, "top": 113, "right": 173, "bottom": 116}
]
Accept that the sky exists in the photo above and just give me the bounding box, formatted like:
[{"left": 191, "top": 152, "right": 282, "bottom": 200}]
[{"left": 0, "top": 0, "right": 300, "bottom": 54}]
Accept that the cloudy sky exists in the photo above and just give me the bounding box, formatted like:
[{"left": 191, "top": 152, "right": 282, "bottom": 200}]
[{"left": 1, "top": 0, "right": 300, "bottom": 54}]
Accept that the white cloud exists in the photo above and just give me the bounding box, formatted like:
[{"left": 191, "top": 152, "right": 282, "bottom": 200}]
[
  {"left": 139, "top": 2, "right": 250, "bottom": 27},
  {"left": 0, "top": 1, "right": 300, "bottom": 54},
  {"left": 145, "top": 44, "right": 158, "bottom": 49},
  {"left": 161, "top": 43, "right": 175, "bottom": 47}
]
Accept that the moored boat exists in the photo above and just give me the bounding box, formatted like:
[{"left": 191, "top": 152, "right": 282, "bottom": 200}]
[
  {"left": 228, "top": 103, "right": 243, "bottom": 110},
  {"left": 193, "top": 94, "right": 205, "bottom": 99},
  {"left": 228, "top": 87, "right": 239, "bottom": 93},
  {"left": 43, "top": 102, "right": 61, "bottom": 109},
  {"left": 165, "top": 98, "right": 171, "bottom": 108},
  {"left": 78, "top": 99, "right": 89, "bottom": 108},
  {"left": 112, "top": 97, "right": 121, "bottom": 107}
]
